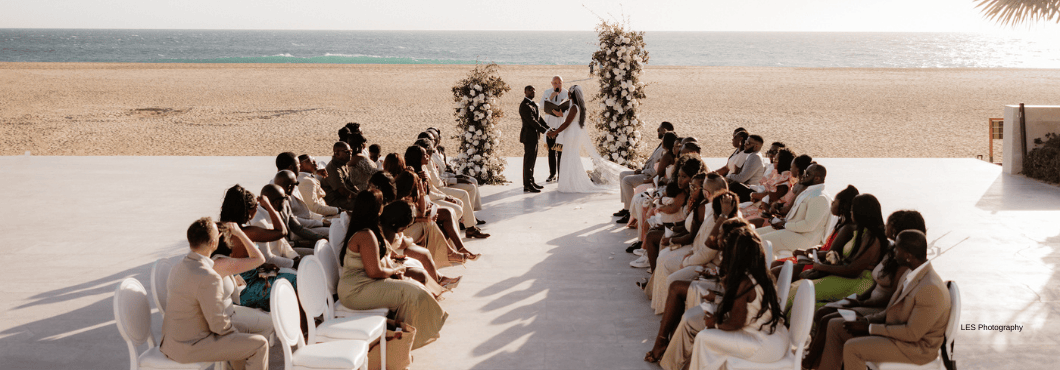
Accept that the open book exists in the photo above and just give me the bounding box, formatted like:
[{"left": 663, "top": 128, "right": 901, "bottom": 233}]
[{"left": 543, "top": 100, "right": 571, "bottom": 117}]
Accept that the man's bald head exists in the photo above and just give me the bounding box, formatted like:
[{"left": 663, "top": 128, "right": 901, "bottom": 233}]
[
  {"left": 260, "top": 184, "right": 286, "bottom": 207},
  {"left": 896, "top": 229, "right": 929, "bottom": 261},
  {"left": 274, "top": 170, "right": 298, "bottom": 193}
]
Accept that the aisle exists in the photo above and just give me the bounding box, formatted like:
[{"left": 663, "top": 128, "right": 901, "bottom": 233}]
[{"left": 409, "top": 157, "right": 662, "bottom": 370}]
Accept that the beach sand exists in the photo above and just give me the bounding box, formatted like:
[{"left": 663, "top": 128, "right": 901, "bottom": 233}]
[{"left": 1, "top": 63, "right": 1057, "bottom": 159}]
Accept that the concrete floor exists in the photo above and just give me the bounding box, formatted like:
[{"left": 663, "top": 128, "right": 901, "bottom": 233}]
[{"left": 1, "top": 156, "right": 1058, "bottom": 369}]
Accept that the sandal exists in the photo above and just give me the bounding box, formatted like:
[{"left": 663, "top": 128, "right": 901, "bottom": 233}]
[
  {"left": 458, "top": 249, "right": 481, "bottom": 261},
  {"left": 643, "top": 350, "right": 661, "bottom": 363},
  {"left": 439, "top": 276, "right": 462, "bottom": 291},
  {"left": 448, "top": 253, "right": 468, "bottom": 267}
]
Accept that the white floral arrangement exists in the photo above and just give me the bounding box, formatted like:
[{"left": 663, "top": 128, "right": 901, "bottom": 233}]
[
  {"left": 451, "top": 63, "right": 511, "bottom": 185},
  {"left": 591, "top": 20, "right": 649, "bottom": 168}
]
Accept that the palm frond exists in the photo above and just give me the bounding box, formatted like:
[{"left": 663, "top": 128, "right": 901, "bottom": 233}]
[{"left": 976, "top": 0, "right": 1060, "bottom": 26}]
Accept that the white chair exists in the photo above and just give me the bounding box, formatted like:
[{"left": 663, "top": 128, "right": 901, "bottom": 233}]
[
  {"left": 764, "top": 240, "right": 775, "bottom": 263},
  {"left": 720, "top": 279, "right": 815, "bottom": 370},
  {"left": 270, "top": 279, "right": 369, "bottom": 370},
  {"left": 298, "top": 255, "right": 388, "bottom": 370},
  {"left": 149, "top": 256, "right": 180, "bottom": 317},
  {"left": 113, "top": 278, "right": 212, "bottom": 370},
  {"left": 867, "top": 281, "right": 960, "bottom": 370},
  {"left": 776, "top": 260, "right": 794, "bottom": 309},
  {"left": 313, "top": 239, "right": 390, "bottom": 318}
]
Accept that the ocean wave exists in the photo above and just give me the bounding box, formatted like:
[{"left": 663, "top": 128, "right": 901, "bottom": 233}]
[{"left": 154, "top": 54, "right": 482, "bottom": 65}]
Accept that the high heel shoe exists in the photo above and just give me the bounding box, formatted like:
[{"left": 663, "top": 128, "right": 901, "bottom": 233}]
[
  {"left": 439, "top": 276, "right": 462, "bottom": 291},
  {"left": 448, "top": 253, "right": 468, "bottom": 268}
]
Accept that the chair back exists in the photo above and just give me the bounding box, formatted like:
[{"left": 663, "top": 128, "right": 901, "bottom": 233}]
[
  {"left": 763, "top": 240, "right": 775, "bottom": 263},
  {"left": 297, "top": 255, "right": 332, "bottom": 318},
  {"left": 943, "top": 281, "right": 961, "bottom": 359},
  {"left": 776, "top": 260, "right": 794, "bottom": 308},
  {"left": 150, "top": 256, "right": 179, "bottom": 317},
  {"left": 788, "top": 280, "right": 815, "bottom": 359},
  {"left": 329, "top": 212, "right": 350, "bottom": 259},
  {"left": 114, "top": 278, "right": 154, "bottom": 370},
  {"left": 269, "top": 279, "right": 303, "bottom": 370},
  {"left": 315, "top": 240, "right": 342, "bottom": 295}
]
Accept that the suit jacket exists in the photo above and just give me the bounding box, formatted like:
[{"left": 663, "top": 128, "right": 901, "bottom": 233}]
[
  {"left": 519, "top": 97, "right": 549, "bottom": 144},
  {"left": 783, "top": 183, "right": 832, "bottom": 245},
  {"left": 867, "top": 263, "right": 951, "bottom": 364},
  {"left": 160, "top": 252, "right": 235, "bottom": 359}
]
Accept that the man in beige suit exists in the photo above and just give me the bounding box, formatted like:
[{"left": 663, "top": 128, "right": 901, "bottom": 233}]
[
  {"left": 160, "top": 217, "right": 269, "bottom": 370},
  {"left": 757, "top": 163, "right": 832, "bottom": 254},
  {"left": 817, "top": 229, "right": 951, "bottom": 370}
]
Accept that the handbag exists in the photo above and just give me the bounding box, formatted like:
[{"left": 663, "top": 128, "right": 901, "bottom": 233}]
[{"left": 368, "top": 320, "right": 417, "bottom": 370}]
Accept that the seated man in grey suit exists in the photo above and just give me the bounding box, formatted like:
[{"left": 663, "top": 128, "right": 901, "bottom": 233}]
[
  {"left": 160, "top": 217, "right": 269, "bottom": 370},
  {"left": 726, "top": 134, "right": 767, "bottom": 202}
]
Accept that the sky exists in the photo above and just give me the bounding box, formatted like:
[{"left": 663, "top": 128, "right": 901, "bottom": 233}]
[{"left": 2, "top": 0, "right": 1060, "bottom": 34}]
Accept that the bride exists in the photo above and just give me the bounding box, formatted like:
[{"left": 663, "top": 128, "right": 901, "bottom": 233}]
[{"left": 547, "top": 85, "right": 625, "bottom": 193}]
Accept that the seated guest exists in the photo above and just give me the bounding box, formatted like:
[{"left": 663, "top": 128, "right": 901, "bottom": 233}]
[
  {"left": 368, "top": 144, "right": 383, "bottom": 168},
  {"left": 404, "top": 145, "right": 489, "bottom": 238},
  {"left": 415, "top": 138, "right": 484, "bottom": 222},
  {"left": 816, "top": 229, "right": 951, "bottom": 370},
  {"left": 727, "top": 134, "right": 767, "bottom": 202},
  {"left": 659, "top": 219, "right": 790, "bottom": 370},
  {"left": 616, "top": 121, "right": 673, "bottom": 223},
  {"left": 275, "top": 152, "right": 333, "bottom": 227},
  {"left": 743, "top": 147, "right": 796, "bottom": 221},
  {"left": 770, "top": 184, "right": 858, "bottom": 277},
  {"left": 382, "top": 153, "right": 407, "bottom": 178},
  {"left": 761, "top": 141, "right": 785, "bottom": 176},
  {"left": 342, "top": 127, "right": 378, "bottom": 195},
  {"left": 270, "top": 171, "right": 327, "bottom": 250},
  {"left": 219, "top": 185, "right": 298, "bottom": 269},
  {"left": 382, "top": 200, "right": 462, "bottom": 294},
  {"left": 338, "top": 189, "right": 448, "bottom": 349},
  {"left": 322, "top": 142, "right": 358, "bottom": 210},
  {"left": 296, "top": 154, "right": 341, "bottom": 216},
  {"left": 630, "top": 156, "right": 704, "bottom": 271},
  {"left": 784, "top": 193, "right": 886, "bottom": 313},
  {"left": 394, "top": 170, "right": 479, "bottom": 267},
  {"left": 758, "top": 162, "right": 832, "bottom": 256},
  {"left": 420, "top": 132, "right": 482, "bottom": 211},
  {"left": 160, "top": 218, "right": 269, "bottom": 370},
  {"left": 207, "top": 222, "right": 273, "bottom": 337},
  {"left": 714, "top": 128, "right": 749, "bottom": 177},
  {"left": 802, "top": 210, "right": 925, "bottom": 369}
]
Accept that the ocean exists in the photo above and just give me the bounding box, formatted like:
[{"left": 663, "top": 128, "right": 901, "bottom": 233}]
[{"left": 1, "top": 29, "right": 1057, "bottom": 68}]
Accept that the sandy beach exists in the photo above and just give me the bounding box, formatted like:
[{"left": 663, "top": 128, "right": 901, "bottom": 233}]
[{"left": 1, "top": 62, "right": 1057, "bottom": 159}]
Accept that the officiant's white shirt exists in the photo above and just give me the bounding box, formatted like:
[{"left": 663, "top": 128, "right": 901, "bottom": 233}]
[{"left": 540, "top": 88, "right": 569, "bottom": 131}]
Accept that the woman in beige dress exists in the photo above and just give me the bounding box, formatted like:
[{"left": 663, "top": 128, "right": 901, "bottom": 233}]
[
  {"left": 337, "top": 189, "right": 448, "bottom": 349},
  {"left": 394, "top": 169, "right": 479, "bottom": 268}
]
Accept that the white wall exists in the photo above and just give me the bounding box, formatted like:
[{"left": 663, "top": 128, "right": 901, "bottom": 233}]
[{"left": 1002, "top": 105, "right": 1060, "bottom": 175}]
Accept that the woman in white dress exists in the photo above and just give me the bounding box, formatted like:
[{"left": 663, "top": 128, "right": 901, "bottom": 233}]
[{"left": 547, "top": 85, "right": 624, "bottom": 193}]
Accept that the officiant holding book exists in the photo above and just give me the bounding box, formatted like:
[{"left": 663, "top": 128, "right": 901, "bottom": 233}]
[{"left": 541, "top": 75, "right": 569, "bottom": 182}]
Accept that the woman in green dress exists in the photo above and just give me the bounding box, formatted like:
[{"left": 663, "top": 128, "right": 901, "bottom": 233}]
[
  {"left": 786, "top": 193, "right": 887, "bottom": 312},
  {"left": 337, "top": 189, "right": 448, "bottom": 349}
]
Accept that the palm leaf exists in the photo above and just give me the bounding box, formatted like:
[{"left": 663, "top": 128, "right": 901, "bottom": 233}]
[{"left": 976, "top": 0, "right": 1060, "bottom": 26}]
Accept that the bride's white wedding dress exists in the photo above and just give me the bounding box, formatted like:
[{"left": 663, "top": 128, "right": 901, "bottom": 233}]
[{"left": 556, "top": 109, "right": 627, "bottom": 193}]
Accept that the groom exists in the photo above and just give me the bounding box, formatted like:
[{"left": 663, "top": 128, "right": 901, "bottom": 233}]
[
  {"left": 541, "top": 75, "right": 568, "bottom": 182},
  {"left": 519, "top": 85, "right": 550, "bottom": 193}
]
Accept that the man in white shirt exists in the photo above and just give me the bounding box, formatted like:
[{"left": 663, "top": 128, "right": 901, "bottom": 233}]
[
  {"left": 727, "top": 134, "right": 767, "bottom": 202},
  {"left": 296, "top": 154, "right": 340, "bottom": 216},
  {"left": 757, "top": 163, "right": 832, "bottom": 255},
  {"left": 541, "top": 75, "right": 568, "bottom": 182},
  {"left": 614, "top": 121, "right": 674, "bottom": 223}
]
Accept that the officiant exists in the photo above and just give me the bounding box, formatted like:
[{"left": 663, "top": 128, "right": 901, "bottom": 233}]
[{"left": 541, "top": 75, "right": 568, "bottom": 182}]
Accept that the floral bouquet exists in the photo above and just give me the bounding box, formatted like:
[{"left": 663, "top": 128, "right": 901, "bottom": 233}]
[
  {"left": 451, "top": 63, "right": 511, "bottom": 185},
  {"left": 591, "top": 20, "right": 649, "bottom": 169}
]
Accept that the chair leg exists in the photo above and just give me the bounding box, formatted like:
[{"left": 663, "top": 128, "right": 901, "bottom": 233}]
[{"left": 380, "top": 332, "right": 386, "bottom": 370}]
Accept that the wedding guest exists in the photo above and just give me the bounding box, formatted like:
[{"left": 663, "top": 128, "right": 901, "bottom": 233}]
[
  {"left": 758, "top": 163, "right": 832, "bottom": 256},
  {"left": 645, "top": 173, "right": 708, "bottom": 312},
  {"left": 274, "top": 168, "right": 329, "bottom": 235},
  {"left": 394, "top": 169, "right": 479, "bottom": 264},
  {"left": 219, "top": 185, "right": 298, "bottom": 270},
  {"left": 615, "top": 121, "right": 674, "bottom": 223},
  {"left": 630, "top": 156, "right": 704, "bottom": 270},
  {"left": 816, "top": 229, "right": 950, "bottom": 370},
  {"left": 206, "top": 221, "right": 273, "bottom": 338},
  {"left": 784, "top": 193, "right": 886, "bottom": 313},
  {"left": 322, "top": 141, "right": 358, "bottom": 210},
  {"left": 422, "top": 131, "right": 481, "bottom": 209},
  {"left": 405, "top": 145, "right": 488, "bottom": 238},
  {"left": 416, "top": 138, "right": 483, "bottom": 216},
  {"left": 802, "top": 210, "right": 925, "bottom": 370},
  {"left": 770, "top": 184, "right": 858, "bottom": 277},
  {"left": 368, "top": 144, "right": 382, "bottom": 168},
  {"left": 296, "top": 154, "right": 341, "bottom": 216},
  {"left": 382, "top": 153, "right": 406, "bottom": 178},
  {"left": 714, "top": 128, "right": 749, "bottom": 177},
  {"left": 743, "top": 147, "right": 796, "bottom": 221},
  {"left": 541, "top": 76, "right": 569, "bottom": 183},
  {"left": 160, "top": 218, "right": 269, "bottom": 370},
  {"left": 270, "top": 171, "right": 327, "bottom": 250},
  {"left": 341, "top": 126, "right": 378, "bottom": 195},
  {"left": 337, "top": 189, "right": 448, "bottom": 349},
  {"left": 727, "top": 134, "right": 767, "bottom": 202}
]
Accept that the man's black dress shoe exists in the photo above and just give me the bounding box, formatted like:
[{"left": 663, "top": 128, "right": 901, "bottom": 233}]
[
  {"left": 532, "top": 183, "right": 544, "bottom": 189},
  {"left": 613, "top": 209, "right": 629, "bottom": 217},
  {"left": 626, "top": 241, "right": 642, "bottom": 253},
  {"left": 545, "top": 176, "right": 556, "bottom": 183},
  {"left": 616, "top": 214, "right": 630, "bottom": 224},
  {"left": 524, "top": 187, "right": 541, "bottom": 193}
]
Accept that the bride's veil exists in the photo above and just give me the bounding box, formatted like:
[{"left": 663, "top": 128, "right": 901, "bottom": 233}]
[{"left": 568, "top": 85, "right": 627, "bottom": 186}]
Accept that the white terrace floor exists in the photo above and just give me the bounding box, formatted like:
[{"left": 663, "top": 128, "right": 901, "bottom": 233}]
[{"left": 2, "top": 156, "right": 1059, "bottom": 370}]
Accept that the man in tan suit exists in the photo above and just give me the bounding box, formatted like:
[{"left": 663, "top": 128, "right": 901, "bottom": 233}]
[
  {"left": 817, "top": 229, "right": 951, "bottom": 370},
  {"left": 160, "top": 217, "right": 269, "bottom": 370},
  {"left": 757, "top": 163, "right": 832, "bottom": 254}
]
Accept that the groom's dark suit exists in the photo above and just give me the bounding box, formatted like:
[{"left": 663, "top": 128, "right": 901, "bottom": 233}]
[{"left": 519, "top": 97, "right": 550, "bottom": 189}]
